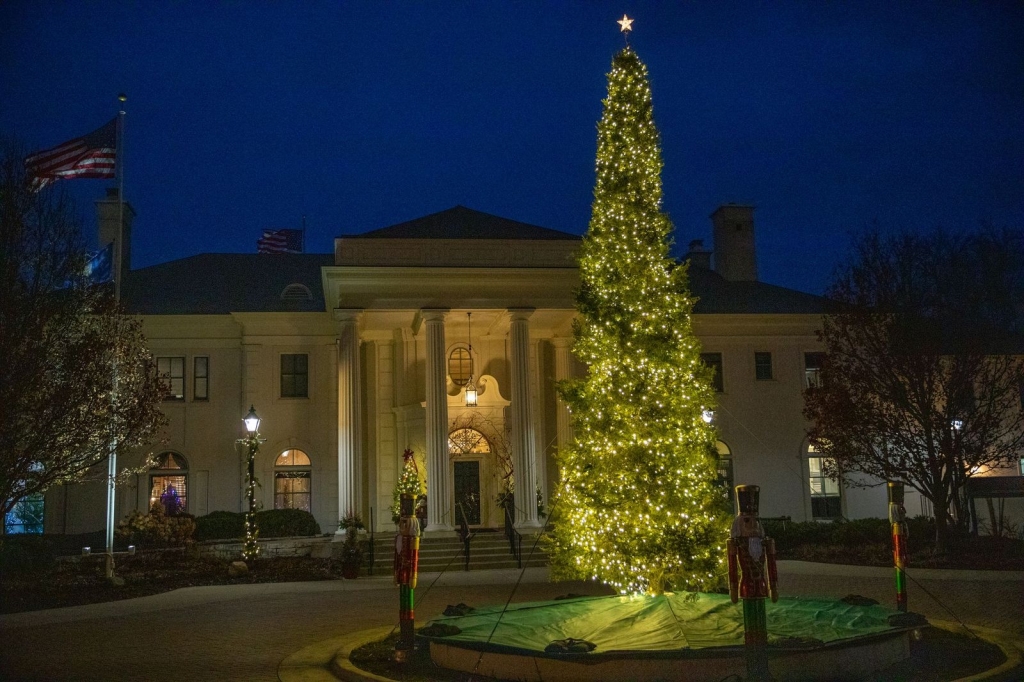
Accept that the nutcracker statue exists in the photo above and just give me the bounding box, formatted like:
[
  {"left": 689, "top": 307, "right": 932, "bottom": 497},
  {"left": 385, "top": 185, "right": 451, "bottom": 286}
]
[
  {"left": 888, "top": 481, "right": 908, "bottom": 613},
  {"left": 393, "top": 493, "right": 421, "bottom": 662},
  {"left": 727, "top": 484, "right": 778, "bottom": 682}
]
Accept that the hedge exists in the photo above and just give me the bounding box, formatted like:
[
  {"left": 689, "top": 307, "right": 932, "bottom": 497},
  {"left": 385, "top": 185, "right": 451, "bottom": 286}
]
[
  {"left": 193, "top": 508, "right": 321, "bottom": 542},
  {"left": 762, "top": 516, "right": 935, "bottom": 554}
]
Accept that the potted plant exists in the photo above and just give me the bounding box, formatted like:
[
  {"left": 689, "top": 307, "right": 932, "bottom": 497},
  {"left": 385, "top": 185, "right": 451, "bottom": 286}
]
[{"left": 339, "top": 512, "right": 364, "bottom": 579}]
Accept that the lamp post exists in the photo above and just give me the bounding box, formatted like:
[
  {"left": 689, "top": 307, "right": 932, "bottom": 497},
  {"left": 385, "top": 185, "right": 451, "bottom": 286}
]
[{"left": 239, "top": 405, "right": 263, "bottom": 563}]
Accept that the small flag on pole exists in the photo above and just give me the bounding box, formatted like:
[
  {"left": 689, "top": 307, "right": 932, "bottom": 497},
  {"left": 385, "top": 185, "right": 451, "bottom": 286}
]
[
  {"left": 257, "top": 228, "right": 303, "bottom": 254},
  {"left": 25, "top": 118, "right": 117, "bottom": 191}
]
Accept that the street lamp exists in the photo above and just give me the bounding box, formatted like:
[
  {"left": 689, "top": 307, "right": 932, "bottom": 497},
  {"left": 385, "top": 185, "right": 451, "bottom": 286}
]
[
  {"left": 244, "top": 405, "right": 262, "bottom": 434},
  {"left": 239, "top": 405, "right": 263, "bottom": 562}
]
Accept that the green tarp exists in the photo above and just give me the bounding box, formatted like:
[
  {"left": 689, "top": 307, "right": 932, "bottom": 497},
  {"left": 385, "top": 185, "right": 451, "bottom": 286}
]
[{"left": 422, "top": 593, "right": 907, "bottom": 655}]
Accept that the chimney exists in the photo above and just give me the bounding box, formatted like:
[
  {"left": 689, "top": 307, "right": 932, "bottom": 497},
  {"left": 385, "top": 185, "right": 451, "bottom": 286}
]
[
  {"left": 685, "top": 239, "right": 712, "bottom": 271},
  {"left": 710, "top": 204, "right": 757, "bottom": 281},
  {"left": 95, "top": 187, "right": 135, "bottom": 292}
]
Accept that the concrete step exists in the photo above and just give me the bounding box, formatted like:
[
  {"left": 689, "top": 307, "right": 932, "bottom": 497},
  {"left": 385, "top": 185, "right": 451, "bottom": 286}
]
[{"left": 362, "top": 532, "right": 549, "bottom": 574}]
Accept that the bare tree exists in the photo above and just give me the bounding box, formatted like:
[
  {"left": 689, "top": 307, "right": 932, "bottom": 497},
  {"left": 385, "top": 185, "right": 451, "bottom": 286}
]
[
  {"left": 804, "top": 229, "right": 1024, "bottom": 552},
  {"left": 0, "top": 140, "right": 166, "bottom": 526}
]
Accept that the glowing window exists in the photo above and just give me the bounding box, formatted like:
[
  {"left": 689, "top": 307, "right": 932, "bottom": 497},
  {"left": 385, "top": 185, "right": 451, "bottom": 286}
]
[
  {"left": 448, "top": 428, "right": 491, "bottom": 456},
  {"left": 150, "top": 452, "right": 188, "bottom": 514},
  {"left": 808, "top": 444, "right": 841, "bottom": 519},
  {"left": 275, "top": 449, "right": 311, "bottom": 512}
]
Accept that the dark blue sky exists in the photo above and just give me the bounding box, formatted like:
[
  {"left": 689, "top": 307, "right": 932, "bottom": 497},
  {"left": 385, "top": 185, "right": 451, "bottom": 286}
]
[{"left": 2, "top": 2, "right": 1021, "bottom": 294}]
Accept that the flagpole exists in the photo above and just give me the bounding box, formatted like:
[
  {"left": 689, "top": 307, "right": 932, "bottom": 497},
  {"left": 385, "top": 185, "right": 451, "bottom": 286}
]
[
  {"left": 105, "top": 93, "right": 127, "bottom": 581},
  {"left": 301, "top": 214, "right": 306, "bottom": 253}
]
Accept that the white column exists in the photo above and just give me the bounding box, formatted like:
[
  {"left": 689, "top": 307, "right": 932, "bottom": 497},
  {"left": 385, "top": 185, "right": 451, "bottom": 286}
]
[
  {"left": 509, "top": 308, "right": 541, "bottom": 529},
  {"left": 551, "top": 337, "right": 574, "bottom": 451},
  {"left": 335, "top": 309, "right": 362, "bottom": 534},
  {"left": 423, "top": 309, "right": 453, "bottom": 532}
]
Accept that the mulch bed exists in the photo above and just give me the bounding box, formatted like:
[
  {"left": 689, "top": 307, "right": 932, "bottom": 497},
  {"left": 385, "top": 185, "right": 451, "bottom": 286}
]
[{"left": 0, "top": 552, "right": 348, "bottom": 614}]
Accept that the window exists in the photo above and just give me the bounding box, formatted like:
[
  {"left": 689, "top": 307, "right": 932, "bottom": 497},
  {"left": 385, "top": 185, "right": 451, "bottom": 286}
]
[
  {"left": 150, "top": 452, "right": 188, "bottom": 514},
  {"left": 448, "top": 346, "right": 473, "bottom": 387},
  {"left": 193, "top": 356, "right": 209, "bottom": 401},
  {"left": 701, "top": 353, "right": 724, "bottom": 392},
  {"left": 280, "top": 354, "right": 308, "bottom": 398},
  {"left": 716, "top": 441, "right": 734, "bottom": 512},
  {"left": 157, "top": 357, "right": 185, "bottom": 400},
  {"left": 274, "top": 449, "right": 312, "bottom": 512},
  {"left": 448, "top": 428, "right": 492, "bottom": 456},
  {"left": 808, "top": 445, "right": 841, "bottom": 519},
  {"left": 804, "top": 352, "right": 824, "bottom": 389},
  {"left": 754, "top": 352, "right": 773, "bottom": 381},
  {"left": 5, "top": 492, "right": 44, "bottom": 534}
]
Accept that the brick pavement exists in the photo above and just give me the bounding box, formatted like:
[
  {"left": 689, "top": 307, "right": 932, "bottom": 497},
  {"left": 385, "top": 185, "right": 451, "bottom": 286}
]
[{"left": 1, "top": 564, "right": 1021, "bottom": 681}]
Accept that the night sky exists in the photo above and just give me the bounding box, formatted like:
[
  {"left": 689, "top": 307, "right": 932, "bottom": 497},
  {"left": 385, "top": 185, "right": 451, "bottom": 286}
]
[{"left": 2, "top": 2, "right": 1021, "bottom": 295}]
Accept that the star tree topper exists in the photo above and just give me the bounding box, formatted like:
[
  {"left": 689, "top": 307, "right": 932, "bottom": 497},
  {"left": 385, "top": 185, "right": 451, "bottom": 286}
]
[{"left": 617, "top": 14, "right": 634, "bottom": 33}]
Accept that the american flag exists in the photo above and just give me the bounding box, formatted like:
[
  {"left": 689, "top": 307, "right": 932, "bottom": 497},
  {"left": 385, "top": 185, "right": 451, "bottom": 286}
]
[
  {"left": 25, "top": 117, "right": 117, "bottom": 191},
  {"left": 257, "top": 228, "right": 303, "bottom": 254}
]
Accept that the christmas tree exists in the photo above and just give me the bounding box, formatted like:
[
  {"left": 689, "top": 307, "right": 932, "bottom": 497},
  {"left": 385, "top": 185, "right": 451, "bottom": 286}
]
[
  {"left": 391, "top": 449, "right": 422, "bottom": 524},
  {"left": 549, "top": 46, "right": 729, "bottom": 595}
]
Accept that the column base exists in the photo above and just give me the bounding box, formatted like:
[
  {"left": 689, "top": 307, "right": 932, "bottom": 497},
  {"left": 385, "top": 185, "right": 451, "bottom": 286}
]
[
  {"left": 514, "top": 519, "right": 544, "bottom": 531},
  {"left": 423, "top": 523, "right": 454, "bottom": 534}
]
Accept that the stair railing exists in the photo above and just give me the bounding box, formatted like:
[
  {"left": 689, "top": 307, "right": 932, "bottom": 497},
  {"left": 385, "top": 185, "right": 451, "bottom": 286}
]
[
  {"left": 503, "top": 503, "right": 522, "bottom": 569},
  {"left": 456, "top": 502, "right": 473, "bottom": 571}
]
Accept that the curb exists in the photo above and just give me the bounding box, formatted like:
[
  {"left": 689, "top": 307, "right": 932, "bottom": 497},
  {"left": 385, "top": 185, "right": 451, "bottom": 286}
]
[
  {"left": 930, "top": 620, "right": 1024, "bottom": 682},
  {"left": 278, "top": 626, "right": 393, "bottom": 682},
  {"left": 283, "top": 621, "right": 1024, "bottom": 682}
]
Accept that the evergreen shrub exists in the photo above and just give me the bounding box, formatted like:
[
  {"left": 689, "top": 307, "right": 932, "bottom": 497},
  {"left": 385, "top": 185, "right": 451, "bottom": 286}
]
[
  {"left": 256, "top": 508, "right": 321, "bottom": 538},
  {"left": 0, "top": 535, "right": 58, "bottom": 574},
  {"left": 193, "top": 509, "right": 321, "bottom": 541},
  {"left": 193, "top": 510, "right": 245, "bottom": 542},
  {"left": 763, "top": 516, "right": 936, "bottom": 553}
]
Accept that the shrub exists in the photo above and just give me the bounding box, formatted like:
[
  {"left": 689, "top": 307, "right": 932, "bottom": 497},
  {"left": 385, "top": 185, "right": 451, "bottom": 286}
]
[
  {"left": 255, "top": 508, "right": 321, "bottom": 538},
  {"left": 0, "top": 535, "right": 58, "bottom": 575},
  {"left": 193, "top": 509, "right": 321, "bottom": 542},
  {"left": 194, "top": 510, "right": 245, "bottom": 542},
  {"left": 115, "top": 505, "right": 195, "bottom": 548},
  {"left": 831, "top": 518, "right": 889, "bottom": 546}
]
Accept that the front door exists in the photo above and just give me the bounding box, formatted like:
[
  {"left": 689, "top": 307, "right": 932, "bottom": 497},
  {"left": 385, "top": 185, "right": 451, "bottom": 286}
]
[{"left": 453, "top": 460, "right": 481, "bottom": 525}]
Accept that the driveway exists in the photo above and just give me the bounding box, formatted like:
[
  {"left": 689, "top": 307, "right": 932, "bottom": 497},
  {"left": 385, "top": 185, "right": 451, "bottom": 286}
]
[{"left": 1, "top": 564, "right": 1021, "bottom": 681}]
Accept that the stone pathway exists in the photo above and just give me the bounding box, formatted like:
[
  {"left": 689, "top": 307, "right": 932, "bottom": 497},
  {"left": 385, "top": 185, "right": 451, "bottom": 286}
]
[{"left": 1, "top": 563, "right": 1021, "bottom": 681}]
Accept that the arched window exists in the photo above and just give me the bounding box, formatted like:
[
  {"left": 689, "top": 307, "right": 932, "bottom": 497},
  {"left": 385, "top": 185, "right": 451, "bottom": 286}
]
[
  {"left": 150, "top": 452, "right": 188, "bottom": 514},
  {"left": 807, "top": 443, "right": 841, "bottom": 519},
  {"left": 716, "top": 441, "right": 735, "bottom": 511},
  {"left": 448, "top": 428, "right": 491, "bottom": 456},
  {"left": 448, "top": 346, "right": 473, "bottom": 387},
  {"left": 275, "top": 449, "right": 312, "bottom": 512}
]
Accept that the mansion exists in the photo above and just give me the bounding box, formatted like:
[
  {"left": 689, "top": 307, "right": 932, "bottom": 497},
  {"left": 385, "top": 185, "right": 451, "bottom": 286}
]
[{"left": 45, "top": 194, "right": 936, "bottom": 536}]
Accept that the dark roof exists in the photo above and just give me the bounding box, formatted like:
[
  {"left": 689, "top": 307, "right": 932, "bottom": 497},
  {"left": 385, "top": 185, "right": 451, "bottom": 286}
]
[
  {"left": 354, "top": 205, "right": 580, "bottom": 241},
  {"left": 122, "top": 253, "right": 332, "bottom": 315},
  {"left": 687, "top": 266, "right": 826, "bottom": 314}
]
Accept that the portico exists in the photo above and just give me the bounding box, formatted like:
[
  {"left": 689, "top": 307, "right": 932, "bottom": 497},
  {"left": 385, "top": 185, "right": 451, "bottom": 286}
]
[{"left": 322, "top": 207, "right": 581, "bottom": 532}]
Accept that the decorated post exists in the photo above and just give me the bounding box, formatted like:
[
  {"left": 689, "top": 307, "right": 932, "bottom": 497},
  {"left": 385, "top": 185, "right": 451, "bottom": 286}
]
[
  {"left": 393, "top": 492, "right": 421, "bottom": 662},
  {"left": 887, "top": 481, "right": 908, "bottom": 613},
  {"left": 728, "top": 485, "right": 778, "bottom": 682}
]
